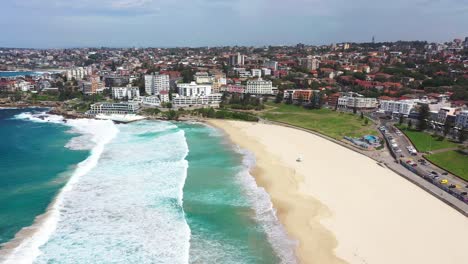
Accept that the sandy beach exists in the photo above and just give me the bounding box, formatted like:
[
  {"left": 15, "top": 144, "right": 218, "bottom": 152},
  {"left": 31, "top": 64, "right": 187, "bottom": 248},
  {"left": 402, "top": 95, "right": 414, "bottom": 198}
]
[{"left": 208, "top": 120, "right": 468, "bottom": 264}]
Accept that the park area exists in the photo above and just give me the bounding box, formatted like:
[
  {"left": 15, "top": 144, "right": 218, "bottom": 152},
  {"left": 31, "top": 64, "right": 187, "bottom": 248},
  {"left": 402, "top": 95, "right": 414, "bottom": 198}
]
[
  {"left": 426, "top": 151, "right": 468, "bottom": 181},
  {"left": 395, "top": 125, "right": 458, "bottom": 152},
  {"left": 261, "top": 103, "right": 377, "bottom": 140}
]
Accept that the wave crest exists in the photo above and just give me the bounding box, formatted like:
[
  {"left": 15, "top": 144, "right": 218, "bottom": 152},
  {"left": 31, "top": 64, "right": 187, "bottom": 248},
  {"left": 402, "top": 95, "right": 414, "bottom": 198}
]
[{"left": 1, "top": 113, "right": 119, "bottom": 264}]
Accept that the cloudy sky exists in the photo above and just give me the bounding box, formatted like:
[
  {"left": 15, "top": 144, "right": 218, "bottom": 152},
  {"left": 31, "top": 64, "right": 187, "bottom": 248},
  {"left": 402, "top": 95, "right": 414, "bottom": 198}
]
[{"left": 1, "top": 0, "right": 467, "bottom": 48}]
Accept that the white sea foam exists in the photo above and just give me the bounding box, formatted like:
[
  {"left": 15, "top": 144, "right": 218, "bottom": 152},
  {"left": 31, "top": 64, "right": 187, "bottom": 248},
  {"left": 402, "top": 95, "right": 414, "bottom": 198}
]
[
  {"left": 235, "top": 147, "right": 299, "bottom": 264},
  {"left": 2, "top": 113, "right": 119, "bottom": 264},
  {"left": 5, "top": 120, "right": 191, "bottom": 264},
  {"left": 12, "top": 111, "right": 64, "bottom": 124}
]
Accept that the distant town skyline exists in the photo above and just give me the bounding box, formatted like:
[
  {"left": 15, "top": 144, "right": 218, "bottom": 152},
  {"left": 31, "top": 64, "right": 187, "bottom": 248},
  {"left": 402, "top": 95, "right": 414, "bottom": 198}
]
[{"left": 1, "top": 0, "right": 467, "bottom": 48}]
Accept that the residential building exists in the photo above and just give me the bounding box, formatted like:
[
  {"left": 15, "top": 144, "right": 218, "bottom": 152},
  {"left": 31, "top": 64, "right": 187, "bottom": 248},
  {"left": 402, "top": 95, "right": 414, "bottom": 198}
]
[
  {"left": 455, "top": 110, "right": 468, "bottom": 129},
  {"left": 246, "top": 78, "right": 273, "bottom": 95},
  {"left": 88, "top": 102, "right": 140, "bottom": 115},
  {"left": 142, "top": 96, "right": 161, "bottom": 107},
  {"left": 145, "top": 73, "right": 170, "bottom": 95},
  {"left": 112, "top": 86, "right": 140, "bottom": 100},
  {"left": 380, "top": 99, "right": 418, "bottom": 116},
  {"left": 177, "top": 82, "right": 212, "bottom": 96},
  {"left": 221, "top": 84, "right": 246, "bottom": 94},
  {"left": 338, "top": 93, "right": 378, "bottom": 110},
  {"left": 327, "top": 93, "right": 341, "bottom": 108},
  {"left": 159, "top": 90, "right": 170, "bottom": 103},
  {"left": 173, "top": 94, "right": 222, "bottom": 106},
  {"left": 212, "top": 77, "right": 227, "bottom": 93},
  {"left": 15, "top": 80, "right": 34, "bottom": 92},
  {"left": 194, "top": 72, "right": 214, "bottom": 84},
  {"left": 104, "top": 76, "right": 129, "bottom": 87},
  {"left": 251, "top": 69, "right": 262, "bottom": 78},
  {"left": 284, "top": 89, "right": 314, "bottom": 101},
  {"left": 435, "top": 107, "right": 458, "bottom": 125},
  {"left": 89, "top": 75, "right": 103, "bottom": 95},
  {"left": 229, "top": 52, "right": 245, "bottom": 66},
  {"left": 262, "top": 68, "right": 272, "bottom": 76},
  {"left": 263, "top": 60, "right": 278, "bottom": 71},
  {"left": 300, "top": 56, "right": 320, "bottom": 70},
  {"left": 66, "top": 67, "right": 92, "bottom": 80}
]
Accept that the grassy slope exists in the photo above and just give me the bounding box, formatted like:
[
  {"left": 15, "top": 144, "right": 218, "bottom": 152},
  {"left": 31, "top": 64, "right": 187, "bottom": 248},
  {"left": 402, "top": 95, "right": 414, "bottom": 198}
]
[
  {"left": 426, "top": 151, "right": 468, "bottom": 181},
  {"left": 261, "top": 103, "right": 377, "bottom": 140},
  {"left": 396, "top": 126, "right": 458, "bottom": 152}
]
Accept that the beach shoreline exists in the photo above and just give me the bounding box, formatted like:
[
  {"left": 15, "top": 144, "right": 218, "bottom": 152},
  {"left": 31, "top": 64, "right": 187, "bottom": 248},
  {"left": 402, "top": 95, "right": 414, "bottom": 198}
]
[
  {"left": 207, "top": 119, "right": 346, "bottom": 264},
  {"left": 207, "top": 119, "right": 468, "bottom": 264}
]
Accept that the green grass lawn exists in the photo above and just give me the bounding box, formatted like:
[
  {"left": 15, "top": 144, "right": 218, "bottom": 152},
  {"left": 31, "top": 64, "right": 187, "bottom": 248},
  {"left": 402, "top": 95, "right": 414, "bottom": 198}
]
[
  {"left": 426, "top": 151, "right": 468, "bottom": 181},
  {"left": 261, "top": 103, "right": 377, "bottom": 140},
  {"left": 396, "top": 125, "right": 458, "bottom": 152}
]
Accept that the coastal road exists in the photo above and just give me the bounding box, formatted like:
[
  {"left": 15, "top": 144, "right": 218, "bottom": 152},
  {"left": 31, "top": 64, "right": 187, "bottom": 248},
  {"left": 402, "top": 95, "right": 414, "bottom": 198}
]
[{"left": 378, "top": 120, "right": 468, "bottom": 214}]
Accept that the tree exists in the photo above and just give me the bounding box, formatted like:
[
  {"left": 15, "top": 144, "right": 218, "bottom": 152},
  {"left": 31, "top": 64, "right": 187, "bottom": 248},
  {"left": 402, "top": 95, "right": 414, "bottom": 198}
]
[
  {"left": 274, "top": 92, "right": 283, "bottom": 104},
  {"left": 399, "top": 115, "right": 404, "bottom": 125},
  {"left": 408, "top": 119, "right": 413, "bottom": 129},
  {"left": 364, "top": 118, "right": 369, "bottom": 125},
  {"left": 169, "top": 89, "right": 173, "bottom": 101},
  {"left": 164, "top": 110, "right": 179, "bottom": 121},
  {"left": 459, "top": 130, "right": 466, "bottom": 143},
  {"left": 285, "top": 92, "right": 293, "bottom": 105},
  {"left": 360, "top": 112, "right": 364, "bottom": 119},
  {"left": 297, "top": 94, "right": 304, "bottom": 106},
  {"left": 417, "top": 104, "right": 430, "bottom": 131},
  {"left": 207, "top": 107, "right": 216, "bottom": 118},
  {"left": 443, "top": 122, "right": 451, "bottom": 137}
]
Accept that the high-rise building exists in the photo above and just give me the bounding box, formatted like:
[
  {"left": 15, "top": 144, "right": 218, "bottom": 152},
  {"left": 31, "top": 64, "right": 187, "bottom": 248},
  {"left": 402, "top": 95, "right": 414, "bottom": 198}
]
[
  {"left": 145, "top": 73, "right": 169, "bottom": 95},
  {"left": 263, "top": 60, "right": 278, "bottom": 71},
  {"left": 229, "top": 52, "right": 245, "bottom": 66},
  {"left": 300, "top": 56, "right": 320, "bottom": 71}
]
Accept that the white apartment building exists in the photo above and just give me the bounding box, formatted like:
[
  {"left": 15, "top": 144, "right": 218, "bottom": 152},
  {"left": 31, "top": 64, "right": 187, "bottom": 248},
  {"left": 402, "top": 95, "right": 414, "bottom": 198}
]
[
  {"left": 173, "top": 94, "right": 222, "bottom": 106},
  {"left": 435, "top": 107, "right": 458, "bottom": 125},
  {"left": 229, "top": 53, "right": 245, "bottom": 66},
  {"left": 246, "top": 78, "right": 273, "bottom": 95},
  {"left": 195, "top": 72, "right": 214, "bottom": 84},
  {"left": 338, "top": 96, "right": 378, "bottom": 109},
  {"left": 251, "top": 69, "right": 262, "bottom": 78},
  {"left": 379, "top": 100, "right": 418, "bottom": 116},
  {"left": 455, "top": 110, "right": 468, "bottom": 129},
  {"left": 88, "top": 102, "right": 140, "bottom": 115},
  {"left": 66, "top": 67, "right": 92, "bottom": 80},
  {"left": 142, "top": 96, "right": 161, "bottom": 107},
  {"left": 263, "top": 60, "right": 278, "bottom": 71},
  {"left": 15, "top": 80, "right": 35, "bottom": 92},
  {"left": 262, "top": 68, "right": 272, "bottom": 76},
  {"left": 177, "top": 82, "right": 212, "bottom": 97},
  {"left": 145, "top": 73, "right": 170, "bottom": 95},
  {"left": 112, "top": 87, "right": 140, "bottom": 100}
]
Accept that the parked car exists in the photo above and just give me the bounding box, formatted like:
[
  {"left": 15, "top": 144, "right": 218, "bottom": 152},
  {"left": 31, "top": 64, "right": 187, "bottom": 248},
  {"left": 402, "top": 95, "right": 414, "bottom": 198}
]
[{"left": 442, "top": 172, "right": 448, "bottom": 175}]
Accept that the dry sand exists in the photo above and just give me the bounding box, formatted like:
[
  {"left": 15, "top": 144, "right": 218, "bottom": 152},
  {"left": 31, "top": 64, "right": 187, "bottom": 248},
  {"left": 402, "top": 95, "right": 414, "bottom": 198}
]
[{"left": 207, "top": 120, "right": 468, "bottom": 264}]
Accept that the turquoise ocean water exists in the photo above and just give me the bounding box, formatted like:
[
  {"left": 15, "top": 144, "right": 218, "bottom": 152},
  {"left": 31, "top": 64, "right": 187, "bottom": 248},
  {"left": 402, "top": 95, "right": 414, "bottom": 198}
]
[
  {"left": 0, "top": 109, "right": 296, "bottom": 264},
  {"left": 0, "top": 108, "right": 89, "bottom": 246},
  {"left": 0, "top": 72, "right": 42, "bottom": 78}
]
